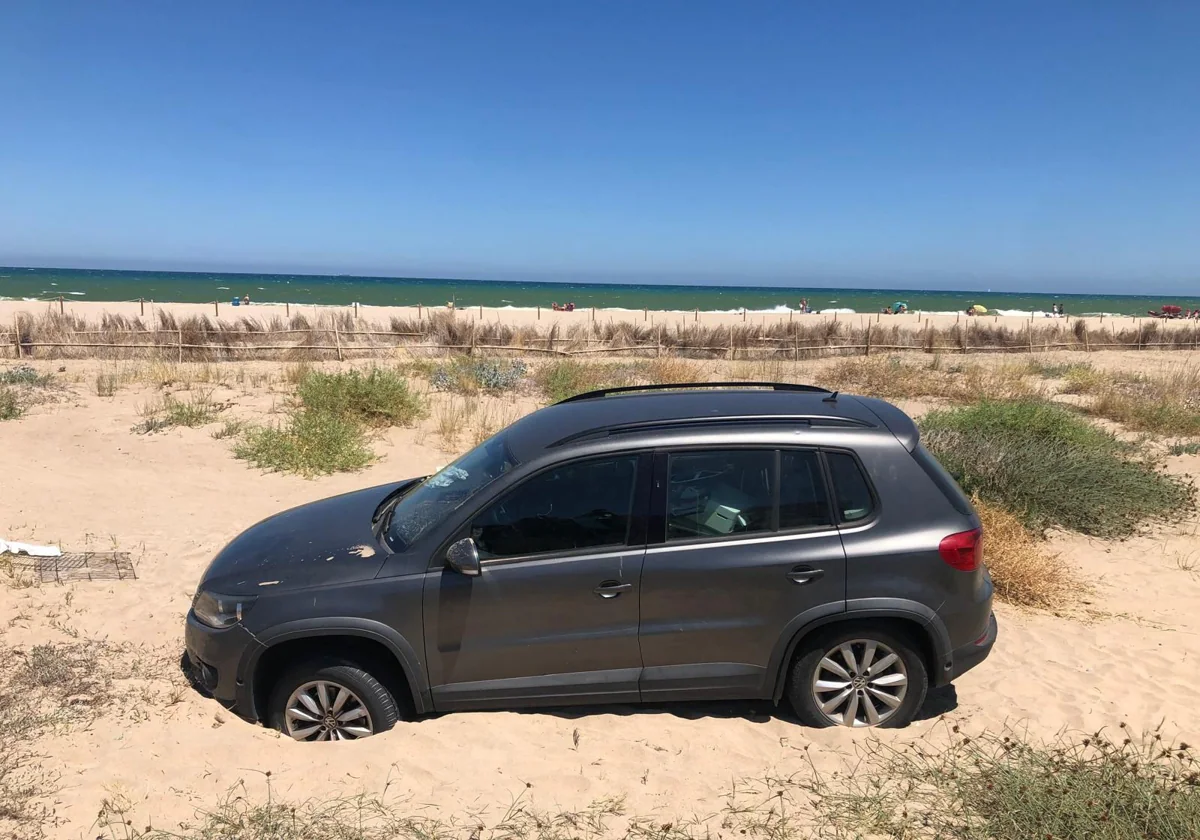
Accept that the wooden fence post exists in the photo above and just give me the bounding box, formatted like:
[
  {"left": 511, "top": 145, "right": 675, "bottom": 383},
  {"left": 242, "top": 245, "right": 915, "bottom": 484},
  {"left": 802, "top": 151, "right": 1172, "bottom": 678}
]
[
  {"left": 334, "top": 320, "right": 343, "bottom": 361},
  {"left": 355, "top": 301, "right": 359, "bottom": 319},
  {"left": 1083, "top": 324, "right": 1090, "bottom": 352},
  {"left": 864, "top": 322, "right": 872, "bottom": 356},
  {"left": 214, "top": 300, "right": 219, "bottom": 317},
  {"left": 793, "top": 327, "right": 799, "bottom": 362},
  {"left": 728, "top": 324, "right": 734, "bottom": 361},
  {"left": 59, "top": 295, "right": 64, "bottom": 314},
  {"left": 12, "top": 315, "right": 19, "bottom": 359},
  {"left": 286, "top": 301, "right": 290, "bottom": 317},
  {"left": 178, "top": 328, "right": 183, "bottom": 363},
  {"left": 140, "top": 298, "right": 145, "bottom": 317},
  {"left": 1027, "top": 322, "right": 1034, "bottom": 353}
]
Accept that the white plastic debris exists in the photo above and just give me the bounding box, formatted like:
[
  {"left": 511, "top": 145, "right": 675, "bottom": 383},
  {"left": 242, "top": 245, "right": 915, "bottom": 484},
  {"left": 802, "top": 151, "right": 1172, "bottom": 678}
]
[{"left": 0, "top": 539, "right": 62, "bottom": 558}]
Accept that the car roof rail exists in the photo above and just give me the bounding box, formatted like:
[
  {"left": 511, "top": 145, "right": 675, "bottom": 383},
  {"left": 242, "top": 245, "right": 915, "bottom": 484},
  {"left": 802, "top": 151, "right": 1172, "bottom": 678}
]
[{"left": 555, "top": 381, "right": 833, "bottom": 404}]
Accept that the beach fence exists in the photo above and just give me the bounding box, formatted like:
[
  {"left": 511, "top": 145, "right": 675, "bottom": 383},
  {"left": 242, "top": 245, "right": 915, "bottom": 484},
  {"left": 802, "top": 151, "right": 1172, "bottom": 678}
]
[{"left": 4, "top": 309, "right": 1200, "bottom": 362}]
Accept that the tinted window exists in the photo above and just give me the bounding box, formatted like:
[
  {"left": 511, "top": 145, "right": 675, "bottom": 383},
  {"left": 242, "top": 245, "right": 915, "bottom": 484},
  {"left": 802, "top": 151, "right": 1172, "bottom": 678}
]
[
  {"left": 472, "top": 456, "right": 638, "bottom": 559},
  {"left": 912, "top": 445, "right": 974, "bottom": 516},
  {"left": 779, "top": 450, "right": 833, "bottom": 530},
  {"left": 667, "top": 450, "right": 774, "bottom": 540},
  {"left": 825, "top": 451, "right": 874, "bottom": 523}
]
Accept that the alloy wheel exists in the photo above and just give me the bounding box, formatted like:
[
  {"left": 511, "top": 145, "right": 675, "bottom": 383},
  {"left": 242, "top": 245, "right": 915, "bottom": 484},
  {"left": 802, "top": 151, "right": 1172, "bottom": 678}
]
[
  {"left": 810, "top": 639, "right": 908, "bottom": 727},
  {"left": 283, "top": 680, "right": 374, "bottom": 741}
]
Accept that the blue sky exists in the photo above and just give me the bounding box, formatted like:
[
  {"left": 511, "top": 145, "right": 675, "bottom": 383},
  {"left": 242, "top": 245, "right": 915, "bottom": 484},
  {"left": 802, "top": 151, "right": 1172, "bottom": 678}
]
[{"left": 1, "top": 2, "right": 1197, "bottom": 292}]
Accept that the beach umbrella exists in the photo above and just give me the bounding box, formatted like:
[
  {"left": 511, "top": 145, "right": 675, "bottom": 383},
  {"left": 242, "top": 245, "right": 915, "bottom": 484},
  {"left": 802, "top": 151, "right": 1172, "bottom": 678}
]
[{"left": 970, "top": 304, "right": 987, "bottom": 315}]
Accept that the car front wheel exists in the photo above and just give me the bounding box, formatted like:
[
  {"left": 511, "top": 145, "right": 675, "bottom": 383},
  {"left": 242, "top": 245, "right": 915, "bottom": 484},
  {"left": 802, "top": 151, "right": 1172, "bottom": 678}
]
[
  {"left": 268, "top": 661, "right": 398, "bottom": 741},
  {"left": 787, "top": 628, "right": 928, "bottom": 729}
]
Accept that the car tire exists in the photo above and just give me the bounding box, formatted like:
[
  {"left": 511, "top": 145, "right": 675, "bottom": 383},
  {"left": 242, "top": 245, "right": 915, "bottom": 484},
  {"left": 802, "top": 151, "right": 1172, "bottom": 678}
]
[
  {"left": 268, "top": 661, "right": 399, "bottom": 741},
  {"left": 787, "top": 627, "right": 928, "bottom": 729}
]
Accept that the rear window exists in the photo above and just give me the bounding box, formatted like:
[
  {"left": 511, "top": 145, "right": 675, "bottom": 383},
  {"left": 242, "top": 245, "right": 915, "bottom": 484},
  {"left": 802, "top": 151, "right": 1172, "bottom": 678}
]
[
  {"left": 824, "top": 451, "right": 875, "bottom": 523},
  {"left": 912, "top": 445, "right": 974, "bottom": 516}
]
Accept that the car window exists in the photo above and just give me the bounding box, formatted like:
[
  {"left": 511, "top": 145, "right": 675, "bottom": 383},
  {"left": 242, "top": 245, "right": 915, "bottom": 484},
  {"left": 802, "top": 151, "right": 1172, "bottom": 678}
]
[
  {"left": 667, "top": 450, "right": 774, "bottom": 540},
  {"left": 779, "top": 450, "right": 833, "bottom": 530},
  {"left": 825, "top": 451, "right": 874, "bottom": 523},
  {"left": 471, "top": 456, "right": 638, "bottom": 559}
]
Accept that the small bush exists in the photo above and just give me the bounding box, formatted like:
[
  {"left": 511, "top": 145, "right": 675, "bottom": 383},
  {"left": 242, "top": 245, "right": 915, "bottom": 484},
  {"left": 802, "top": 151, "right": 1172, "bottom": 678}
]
[
  {"left": 820, "top": 355, "right": 1038, "bottom": 403},
  {"left": 0, "top": 387, "right": 20, "bottom": 421},
  {"left": 0, "top": 365, "right": 50, "bottom": 387},
  {"left": 234, "top": 411, "right": 374, "bottom": 476},
  {"left": 295, "top": 368, "right": 423, "bottom": 428},
  {"left": 922, "top": 401, "right": 1193, "bottom": 537},
  {"left": 638, "top": 356, "right": 703, "bottom": 385},
  {"left": 817, "top": 726, "right": 1200, "bottom": 840},
  {"left": 210, "top": 418, "right": 247, "bottom": 440},
  {"left": 428, "top": 357, "right": 527, "bottom": 394},
  {"left": 974, "top": 497, "right": 1081, "bottom": 609},
  {"left": 1169, "top": 442, "right": 1200, "bottom": 456},
  {"left": 1065, "top": 365, "right": 1200, "bottom": 436},
  {"left": 132, "top": 391, "right": 222, "bottom": 434},
  {"left": 94, "top": 373, "right": 119, "bottom": 397},
  {"left": 535, "top": 360, "right": 633, "bottom": 403}
]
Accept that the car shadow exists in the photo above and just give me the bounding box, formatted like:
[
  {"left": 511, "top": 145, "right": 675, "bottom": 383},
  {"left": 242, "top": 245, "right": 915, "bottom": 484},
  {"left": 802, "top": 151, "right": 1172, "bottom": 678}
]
[{"left": 514, "top": 684, "right": 958, "bottom": 726}]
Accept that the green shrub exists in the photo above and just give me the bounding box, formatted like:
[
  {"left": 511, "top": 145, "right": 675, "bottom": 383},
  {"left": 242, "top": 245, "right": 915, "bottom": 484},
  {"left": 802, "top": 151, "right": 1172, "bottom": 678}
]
[
  {"left": 817, "top": 726, "right": 1200, "bottom": 840},
  {"left": 132, "top": 392, "right": 221, "bottom": 434},
  {"left": 427, "top": 356, "right": 528, "bottom": 394},
  {"left": 534, "top": 360, "right": 633, "bottom": 403},
  {"left": 921, "top": 400, "right": 1193, "bottom": 537},
  {"left": 233, "top": 411, "right": 373, "bottom": 477},
  {"left": 0, "top": 365, "right": 50, "bottom": 387},
  {"left": 295, "top": 368, "right": 423, "bottom": 428},
  {"left": 0, "top": 387, "right": 20, "bottom": 420},
  {"left": 1169, "top": 442, "right": 1200, "bottom": 456}
]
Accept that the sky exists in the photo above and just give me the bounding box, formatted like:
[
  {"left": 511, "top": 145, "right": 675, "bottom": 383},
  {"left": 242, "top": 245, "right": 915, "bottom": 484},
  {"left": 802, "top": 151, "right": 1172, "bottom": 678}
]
[{"left": 1, "top": 1, "right": 1198, "bottom": 292}]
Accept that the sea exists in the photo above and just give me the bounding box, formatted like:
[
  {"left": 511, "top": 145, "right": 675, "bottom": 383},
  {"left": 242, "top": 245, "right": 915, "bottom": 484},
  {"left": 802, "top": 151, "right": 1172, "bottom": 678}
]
[{"left": 1, "top": 266, "right": 1195, "bottom": 318}]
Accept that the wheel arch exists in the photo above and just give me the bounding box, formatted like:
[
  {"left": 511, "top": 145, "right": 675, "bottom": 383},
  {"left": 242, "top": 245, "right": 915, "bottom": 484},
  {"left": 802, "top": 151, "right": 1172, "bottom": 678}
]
[
  {"left": 768, "top": 600, "right": 951, "bottom": 703},
  {"left": 246, "top": 618, "right": 431, "bottom": 721}
]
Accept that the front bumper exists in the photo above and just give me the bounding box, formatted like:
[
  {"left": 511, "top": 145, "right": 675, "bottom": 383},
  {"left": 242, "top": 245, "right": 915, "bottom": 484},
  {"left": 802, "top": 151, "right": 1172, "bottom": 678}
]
[
  {"left": 945, "top": 611, "right": 997, "bottom": 683},
  {"left": 184, "top": 610, "right": 265, "bottom": 720}
]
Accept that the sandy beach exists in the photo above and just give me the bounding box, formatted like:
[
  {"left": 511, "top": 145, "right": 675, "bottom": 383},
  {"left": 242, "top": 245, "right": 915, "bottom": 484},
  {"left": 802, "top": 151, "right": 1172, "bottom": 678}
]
[
  {"left": 4, "top": 297, "right": 1200, "bottom": 344},
  {"left": 1, "top": 348, "right": 1198, "bottom": 837}
]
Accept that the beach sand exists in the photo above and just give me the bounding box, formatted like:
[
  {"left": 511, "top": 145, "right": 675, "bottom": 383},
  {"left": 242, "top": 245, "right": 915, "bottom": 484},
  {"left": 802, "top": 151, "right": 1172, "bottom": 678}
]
[
  {"left": 1, "top": 351, "right": 1198, "bottom": 836},
  {"left": 3, "top": 297, "right": 1198, "bottom": 343}
]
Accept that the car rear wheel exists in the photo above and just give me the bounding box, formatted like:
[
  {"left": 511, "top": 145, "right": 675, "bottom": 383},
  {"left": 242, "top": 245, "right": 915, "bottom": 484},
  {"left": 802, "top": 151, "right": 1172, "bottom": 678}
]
[
  {"left": 268, "top": 662, "right": 398, "bottom": 741},
  {"left": 787, "top": 628, "right": 927, "bottom": 729}
]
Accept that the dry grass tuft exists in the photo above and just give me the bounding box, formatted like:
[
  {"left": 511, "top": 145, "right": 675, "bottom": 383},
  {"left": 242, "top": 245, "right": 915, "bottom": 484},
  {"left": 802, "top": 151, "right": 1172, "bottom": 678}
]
[
  {"left": 974, "top": 498, "right": 1083, "bottom": 610},
  {"left": 819, "top": 355, "right": 1039, "bottom": 403}
]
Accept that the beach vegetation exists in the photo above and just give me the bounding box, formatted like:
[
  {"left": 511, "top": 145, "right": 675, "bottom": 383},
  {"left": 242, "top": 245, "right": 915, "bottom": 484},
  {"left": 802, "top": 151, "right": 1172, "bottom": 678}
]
[
  {"left": 973, "top": 497, "right": 1082, "bottom": 610},
  {"left": 534, "top": 359, "right": 634, "bottom": 403},
  {"left": 294, "top": 367, "right": 424, "bottom": 428},
  {"left": 0, "top": 387, "right": 20, "bottom": 421},
  {"left": 86, "top": 725, "right": 1200, "bottom": 840},
  {"left": 1081, "top": 366, "right": 1200, "bottom": 437},
  {"left": 1169, "top": 442, "right": 1200, "bottom": 456},
  {"left": 921, "top": 400, "right": 1193, "bottom": 537},
  {"left": 426, "top": 356, "right": 529, "bottom": 395},
  {"left": 819, "top": 355, "right": 1039, "bottom": 403},
  {"left": 132, "top": 391, "right": 223, "bottom": 434},
  {"left": 0, "top": 365, "right": 51, "bottom": 387},
  {"left": 94, "top": 373, "right": 120, "bottom": 397},
  {"left": 233, "top": 410, "right": 374, "bottom": 477}
]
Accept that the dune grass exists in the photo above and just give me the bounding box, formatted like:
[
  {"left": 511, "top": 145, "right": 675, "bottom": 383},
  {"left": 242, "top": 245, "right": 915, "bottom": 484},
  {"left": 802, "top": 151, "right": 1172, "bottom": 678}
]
[
  {"left": 819, "top": 355, "right": 1040, "bottom": 403},
  {"left": 535, "top": 359, "right": 635, "bottom": 403},
  {"left": 88, "top": 726, "right": 1200, "bottom": 840},
  {"left": 230, "top": 368, "right": 423, "bottom": 476},
  {"left": 0, "top": 387, "right": 19, "bottom": 420},
  {"left": 294, "top": 367, "right": 424, "bottom": 428},
  {"left": 132, "top": 391, "right": 223, "bottom": 434},
  {"left": 921, "top": 401, "right": 1193, "bottom": 537},
  {"left": 1085, "top": 366, "right": 1200, "bottom": 437},
  {"left": 233, "top": 411, "right": 374, "bottom": 477},
  {"left": 973, "top": 497, "right": 1082, "bottom": 610}
]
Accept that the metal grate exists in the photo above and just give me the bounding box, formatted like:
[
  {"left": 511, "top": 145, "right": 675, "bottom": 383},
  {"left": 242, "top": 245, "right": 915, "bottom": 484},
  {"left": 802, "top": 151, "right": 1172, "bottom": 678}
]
[{"left": 6, "top": 552, "right": 137, "bottom": 584}]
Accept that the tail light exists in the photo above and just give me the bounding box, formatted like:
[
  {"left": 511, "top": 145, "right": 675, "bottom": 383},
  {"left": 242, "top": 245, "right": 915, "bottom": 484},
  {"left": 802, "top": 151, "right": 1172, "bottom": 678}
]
[{"left": 939, "top": 527, "right": 982, "bottom": 571}]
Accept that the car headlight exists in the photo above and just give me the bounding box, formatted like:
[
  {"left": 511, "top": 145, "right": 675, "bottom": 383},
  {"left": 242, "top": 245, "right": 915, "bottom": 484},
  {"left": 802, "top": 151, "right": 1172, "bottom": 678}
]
[{"left": 192, "top": 591, "right": 257, "bottom": 629}]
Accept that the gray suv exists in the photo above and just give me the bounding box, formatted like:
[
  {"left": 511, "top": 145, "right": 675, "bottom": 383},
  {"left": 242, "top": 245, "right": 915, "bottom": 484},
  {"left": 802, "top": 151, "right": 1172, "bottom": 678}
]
[{"left": 185, "top": 383, "right": 996, "bottom": 741}]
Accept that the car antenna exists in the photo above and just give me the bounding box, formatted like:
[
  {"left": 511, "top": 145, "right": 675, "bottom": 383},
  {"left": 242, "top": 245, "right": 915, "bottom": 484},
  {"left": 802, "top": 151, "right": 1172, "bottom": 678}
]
[{"left": 822, "top": 390, "right": 839, "bottom": 402}]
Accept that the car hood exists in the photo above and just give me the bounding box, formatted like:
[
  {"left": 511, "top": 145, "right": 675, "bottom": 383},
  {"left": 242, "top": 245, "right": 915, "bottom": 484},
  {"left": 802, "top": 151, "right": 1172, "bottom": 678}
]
[{"left": 197, "top": 479, "right": 421, "bottom": 595}]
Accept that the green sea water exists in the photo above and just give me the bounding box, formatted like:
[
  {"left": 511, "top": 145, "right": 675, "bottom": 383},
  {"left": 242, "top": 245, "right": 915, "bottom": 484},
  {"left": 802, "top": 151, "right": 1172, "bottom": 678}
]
[{"left": 2, "top": 266, "right": 1196, "bottom": 317}]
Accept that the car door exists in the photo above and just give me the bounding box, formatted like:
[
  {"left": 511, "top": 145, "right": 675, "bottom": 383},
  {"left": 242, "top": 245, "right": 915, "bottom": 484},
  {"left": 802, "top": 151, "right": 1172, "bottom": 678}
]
[
  {"left": 423, "top": 452, "right": 650, "bottom": 711},
  {"left": 637, "top": 448, "right": 847, "bottom": 701}
]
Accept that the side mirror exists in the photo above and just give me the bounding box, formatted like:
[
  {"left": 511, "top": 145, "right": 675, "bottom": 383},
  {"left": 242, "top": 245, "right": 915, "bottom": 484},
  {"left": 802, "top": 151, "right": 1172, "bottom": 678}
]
[{"left": 446, "top": 537, "right": 482, "bottom": 577}]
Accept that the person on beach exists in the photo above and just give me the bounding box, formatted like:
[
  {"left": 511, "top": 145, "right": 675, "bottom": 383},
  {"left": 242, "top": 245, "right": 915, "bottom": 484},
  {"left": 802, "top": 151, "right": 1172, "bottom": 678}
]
[{"left": 242, "top": 294, "right": 251, "bottom": 306}]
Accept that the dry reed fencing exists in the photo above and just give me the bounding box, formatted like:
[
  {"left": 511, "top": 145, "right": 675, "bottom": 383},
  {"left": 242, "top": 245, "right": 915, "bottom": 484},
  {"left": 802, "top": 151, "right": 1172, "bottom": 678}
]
[{"left": 3, "top": 311, "right": 1200, "bottom": 362}]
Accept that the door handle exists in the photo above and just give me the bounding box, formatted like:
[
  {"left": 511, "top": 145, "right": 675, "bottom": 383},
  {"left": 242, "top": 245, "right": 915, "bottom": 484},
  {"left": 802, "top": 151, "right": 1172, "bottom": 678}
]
[
  {"left": 787, "top": 566, "right": 825, "bottom": 585},
  {"left": 593, "top": 581, "right": 632, "bottom": 598}
]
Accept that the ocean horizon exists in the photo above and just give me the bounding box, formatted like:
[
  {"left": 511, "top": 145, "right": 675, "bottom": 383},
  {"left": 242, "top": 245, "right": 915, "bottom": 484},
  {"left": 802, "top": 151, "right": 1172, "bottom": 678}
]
[{"left": 1, "top": 265, "right": 1196, "bottom": 318}]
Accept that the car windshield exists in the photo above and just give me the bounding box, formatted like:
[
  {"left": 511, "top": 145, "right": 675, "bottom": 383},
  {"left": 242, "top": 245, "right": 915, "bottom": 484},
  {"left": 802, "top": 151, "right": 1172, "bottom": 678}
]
[{"left": 387, "top": 432, "right": 517, "bottom": 550}]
